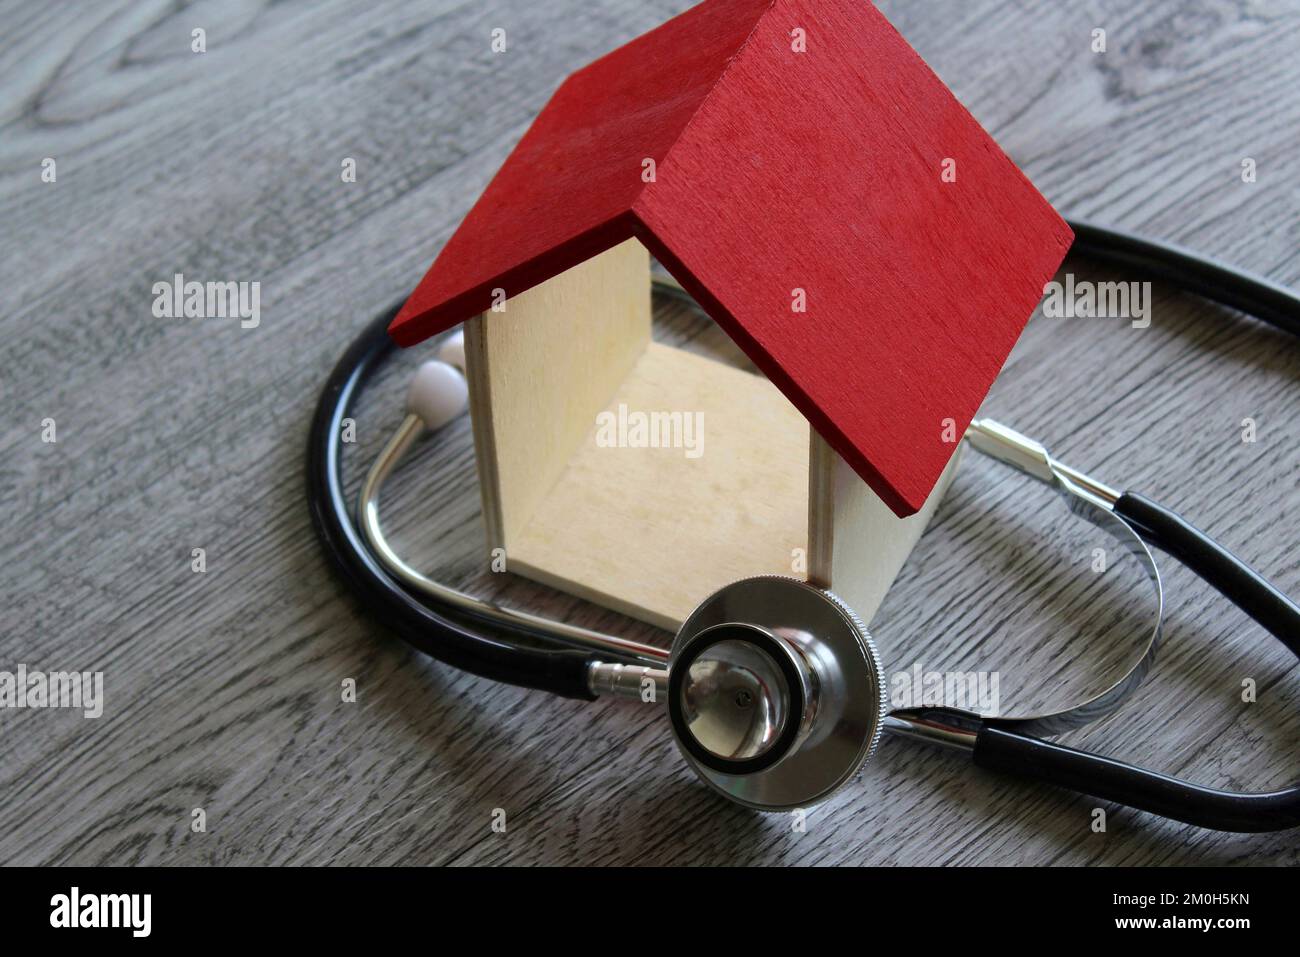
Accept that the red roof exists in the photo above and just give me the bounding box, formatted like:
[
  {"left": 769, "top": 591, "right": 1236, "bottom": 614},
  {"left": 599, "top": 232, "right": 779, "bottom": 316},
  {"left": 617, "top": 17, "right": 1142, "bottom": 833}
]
[{"left": 390, "top": 0, "right": 1072, "bottom": 516}]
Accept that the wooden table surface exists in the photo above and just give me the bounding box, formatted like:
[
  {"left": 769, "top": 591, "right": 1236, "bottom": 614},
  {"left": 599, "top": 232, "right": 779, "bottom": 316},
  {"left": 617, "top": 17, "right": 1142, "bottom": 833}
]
[{"left": 1, "top": 0, "right": 1296, "bottom": 866}]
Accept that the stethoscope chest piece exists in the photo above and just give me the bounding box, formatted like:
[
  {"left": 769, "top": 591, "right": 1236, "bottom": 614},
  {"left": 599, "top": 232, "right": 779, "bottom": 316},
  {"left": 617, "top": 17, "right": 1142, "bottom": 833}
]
[{"left": 668, "top": 576, "right": 886, "bottom": 811}]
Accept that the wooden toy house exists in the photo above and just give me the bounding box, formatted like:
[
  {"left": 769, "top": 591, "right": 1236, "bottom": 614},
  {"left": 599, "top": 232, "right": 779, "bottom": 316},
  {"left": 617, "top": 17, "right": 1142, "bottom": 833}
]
[{"left": 389, "top": 0, "right": 1072, "bottom": 630}]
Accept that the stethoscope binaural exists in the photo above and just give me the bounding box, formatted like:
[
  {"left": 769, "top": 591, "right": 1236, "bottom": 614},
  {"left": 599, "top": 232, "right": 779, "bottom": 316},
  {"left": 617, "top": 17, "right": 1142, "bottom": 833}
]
[{"left": 308, "top": 221, "right": 1300, "bottom": 832}]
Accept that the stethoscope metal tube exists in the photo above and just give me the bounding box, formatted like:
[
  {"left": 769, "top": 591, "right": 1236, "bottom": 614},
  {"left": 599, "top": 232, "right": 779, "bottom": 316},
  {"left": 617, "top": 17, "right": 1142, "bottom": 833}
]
[
  {"left": 309, "top": 220, "right": 1300, "bottom": 830},
  {"left": 358, "top": 411, "right": 670, "bottom": 667}
]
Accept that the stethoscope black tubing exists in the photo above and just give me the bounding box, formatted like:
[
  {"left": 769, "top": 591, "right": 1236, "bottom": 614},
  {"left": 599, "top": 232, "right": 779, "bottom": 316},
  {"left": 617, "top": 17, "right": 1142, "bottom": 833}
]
[
  {"left": 974, "top": 727, "right": 1300, "bottom": 832},
  {"left": 305, "top": 303, "right": 601, "bottom": 699},
  {"left": 1069, "top": 220, "right": 1300, "bottom": 337},
  {"left": 307, "top": 220, "right": 1300, "bottom": 826},
  {"left": 977, "top": 221, "right": 1300, "bottom": 831},
  {"left": 1114, "top": 491, "right": 1300, "bottom": 655}
]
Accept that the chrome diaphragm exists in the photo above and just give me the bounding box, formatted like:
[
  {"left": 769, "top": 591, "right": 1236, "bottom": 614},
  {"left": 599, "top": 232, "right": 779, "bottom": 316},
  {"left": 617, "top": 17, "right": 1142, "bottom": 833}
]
[{"left": 667, "top": 576, "right": 886, "bottom": 810}]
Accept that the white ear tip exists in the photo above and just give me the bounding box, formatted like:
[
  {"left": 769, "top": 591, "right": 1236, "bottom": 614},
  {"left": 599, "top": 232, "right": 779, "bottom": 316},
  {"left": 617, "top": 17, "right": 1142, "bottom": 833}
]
[
  {"left": 436, "top": 329, "right": 466, "bottom": 373},
  {"left": 406, "top": 360, "right": 468, "bottom": 430}
]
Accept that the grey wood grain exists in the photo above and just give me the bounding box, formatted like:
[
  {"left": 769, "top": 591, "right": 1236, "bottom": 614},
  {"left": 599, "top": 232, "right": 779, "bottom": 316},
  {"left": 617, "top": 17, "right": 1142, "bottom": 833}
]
[{"left": 0, "top": 0, "right": 1295, "bottom": 866}]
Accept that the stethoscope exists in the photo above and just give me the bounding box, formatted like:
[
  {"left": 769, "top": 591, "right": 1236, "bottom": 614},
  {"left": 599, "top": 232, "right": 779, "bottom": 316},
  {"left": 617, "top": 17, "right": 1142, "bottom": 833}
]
[{"left": 308, "top": 221, "right": 1300, "bottom": 832}]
